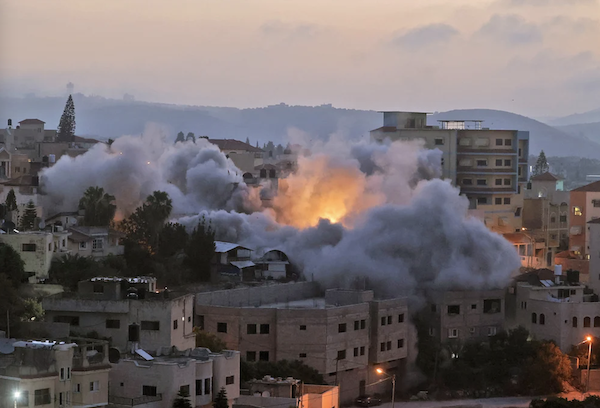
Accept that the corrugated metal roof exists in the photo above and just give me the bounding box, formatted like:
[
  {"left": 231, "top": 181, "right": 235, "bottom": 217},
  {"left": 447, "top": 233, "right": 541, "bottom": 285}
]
[{"left": 215, "top": 241, "right": 241, "bottom": 253}]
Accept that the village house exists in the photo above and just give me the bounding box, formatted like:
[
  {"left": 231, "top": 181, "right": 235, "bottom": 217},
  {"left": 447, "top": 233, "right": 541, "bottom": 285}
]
[{"left": 67, "top": 226, "right": 125, "bottom": 258}]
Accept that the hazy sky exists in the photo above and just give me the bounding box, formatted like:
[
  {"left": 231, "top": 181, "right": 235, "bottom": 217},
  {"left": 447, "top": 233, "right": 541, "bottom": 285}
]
[{"left": 1, "top": 0, "right": 598, "bottom": 117}]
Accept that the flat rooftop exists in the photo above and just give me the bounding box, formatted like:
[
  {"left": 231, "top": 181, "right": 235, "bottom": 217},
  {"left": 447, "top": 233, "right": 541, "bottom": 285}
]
[{"left": 253, "top": 298, "right": 327, "bottom": 309}]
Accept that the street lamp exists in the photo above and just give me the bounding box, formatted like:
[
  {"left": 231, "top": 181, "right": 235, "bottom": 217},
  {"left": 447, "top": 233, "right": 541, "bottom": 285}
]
[
  {"left": 586, "top": 336, "right": 593, "bottom": 394},
  {"left": 376, "top": 368, "right": 396, "bottom": 408},
  {"left": 14, "top": 390, "right": 20, "bottom": 408}
]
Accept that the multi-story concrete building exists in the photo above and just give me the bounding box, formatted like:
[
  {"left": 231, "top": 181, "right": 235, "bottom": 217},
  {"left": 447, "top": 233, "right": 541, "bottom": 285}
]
[
  {"left": 523, "top": 172, "right": 570, "bottom": 267},
  {"left": 0, "top": 147, "right": 30, "bottom": 180},
  {"left": 195, "top": 282, "right": 408, "bottom": 403},
  {"left": 569, "top": 180, "right": 600, "bottom": 258},
  {"left": 0, "top": 119, "right": 57, "bottom": 150},
  {"left": 42, "top": 277, "right": 195, "bottom": 353},
  {"left": 0, "top": 337, "right": 110, "bottom": 408},
  {"left": 207, "top": 138, "right": 264, "bottom": 174},
  {"left": 108, "top": 347, "right": 240, "bottom": 408},
  {"left": 370, "top": 112, "right": 530, "bottom": 234},
  {"left": 0, "top": 231, "right": 54, "bottom": 282}
]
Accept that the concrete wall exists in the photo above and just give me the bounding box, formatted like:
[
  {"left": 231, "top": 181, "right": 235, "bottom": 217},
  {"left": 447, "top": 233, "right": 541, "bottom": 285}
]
[
  {"left": 369, "top": 299, "right": 409, "bottom": 365},
  {"left": 195, "top": 282, "right": 319, "bottom": 307},
  {"left": 0, "top": 232, "right": 53, "bottom": 282}
]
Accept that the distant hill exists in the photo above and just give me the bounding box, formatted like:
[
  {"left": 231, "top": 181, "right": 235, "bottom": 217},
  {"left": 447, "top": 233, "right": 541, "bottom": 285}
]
[
  {"left": 556, "top": 122, "right": 600, "bottom": 144},
  {"left": 1, "top": 95, "right": 599, "bottom": 158},
  {"left": 549, "top": 107, "right": 600, "bottom": 126}
]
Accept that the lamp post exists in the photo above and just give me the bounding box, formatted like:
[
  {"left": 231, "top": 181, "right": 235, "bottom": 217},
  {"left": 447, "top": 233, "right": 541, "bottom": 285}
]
[
  {"left": 587, "top": 336, "right": 593, "bottom": 394},
  {"left": 376, "top": 368, "right": 396, "bottom": 408},
  {"left": 13, "top": 391, "right": 20, "bottom": 408}
]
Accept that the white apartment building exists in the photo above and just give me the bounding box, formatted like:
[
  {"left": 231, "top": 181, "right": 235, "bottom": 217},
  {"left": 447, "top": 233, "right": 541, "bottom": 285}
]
[
  {"left": 108, "top": 347, "right": 240, "bottom": 408},
  {"left": 42, "top": 277, "right": 195, "bottom": 353},
  {"left": 0, "top": 337, "right": 110, "bottom": 408},
  {"left": 195, "top": 282, "right": 408, "bottom": 404}
]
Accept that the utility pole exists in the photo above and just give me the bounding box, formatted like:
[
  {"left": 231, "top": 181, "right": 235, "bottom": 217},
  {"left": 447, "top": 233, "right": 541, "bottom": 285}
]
[
  {"left": 587, "top": 337, "right": 593, "bottom": 394},
  {"left": 391, "top": 374, "right": 396, "bottom": 408}
]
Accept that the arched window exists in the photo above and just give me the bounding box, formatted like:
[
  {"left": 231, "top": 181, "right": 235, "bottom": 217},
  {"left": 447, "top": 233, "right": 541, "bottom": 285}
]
[
  {"left": 573, "top": 317, "right": 578, "bottom": 327},
  {"left": 260, "top": 169, "right": 267, "bottom": 178},
  {"left": 269, "top": 169, "right": 276, "bottom": 178},
  {"left": 539, "top": 314, "right": 545, "bottom": 325},
  {"left": 532, "top": 313, "right": 537, "bottom": 324},
  {"left": 595, "top": 317, "right": 600, "bottom": 327},
  {"left": 584, "top": 317, "right": 591, "bottom": 327}
]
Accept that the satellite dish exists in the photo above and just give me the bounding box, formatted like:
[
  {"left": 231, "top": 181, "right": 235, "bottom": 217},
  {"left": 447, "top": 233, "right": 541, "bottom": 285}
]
[{"left": 108, "top": 347, "right": 121, "bottom": 363}]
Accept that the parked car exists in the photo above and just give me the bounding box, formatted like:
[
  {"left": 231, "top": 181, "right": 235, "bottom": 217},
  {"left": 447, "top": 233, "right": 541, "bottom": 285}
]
[{"left": 355, "top": 396, "right": 382, "bottom": 407}]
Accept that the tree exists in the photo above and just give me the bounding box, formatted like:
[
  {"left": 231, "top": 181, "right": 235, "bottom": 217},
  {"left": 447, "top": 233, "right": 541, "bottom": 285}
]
[
  {"left": 213, "top": 387, "right": 228, "bottom": 408},
  {"left": 78, "top": 186, "right": 117, "bottom": 226},
  {"left": 19, "top": 200, "right": 37, "bottom": 231},
  {"left": 49, "top": 254, "right": 100, "bottom": 291},
  {"left": 533, "top": 150, "right": 550, "bottom": 177},
  {"left": 122, "top": 191, "right": 172, "bottom": 254},
  {"left": 20, "top": 298, "right": 44, "bottom": 322},
  {"left": 245, "top": 137, "right": 250, "bottom": 145},
  {"left": 519, "top": 341, "right": 572, "bottom": 395},
  {"left": 185, "top": 217, "right": 215, "bottom": 282},
  {"left": 57, "top": 95, "right": 76, "bottom": 142},
  {"left": 175, "top": 131, "right": 185, "bottom": 144},
  {"left": 241, "top": 359, "right": 324, "bottom": 384},
  {"left": 157, "top": 222, "right": 188, "bottom": 259},
  {"left": 186, "top": 132, "right": 196, "bottom": 143},
  {"left": 195, "top": 328, "right": 227, "bottom": 352},
  {"left": 0, "top": 243, "right": 27, "bottom": 288},
  {"left": 172, "top": 389, "right": 192, "bottom": 408},
  {"left": 5, "top": 189, "right": 17, "bottom": 212}
]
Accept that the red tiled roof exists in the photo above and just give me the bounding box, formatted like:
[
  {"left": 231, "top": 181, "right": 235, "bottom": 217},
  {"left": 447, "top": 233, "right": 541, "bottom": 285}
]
[
  {"left": 208, "top": 139, "right": 263, "bottom": 153},
  {"left": 572, "top": 180, "right": 600, "bottom": 192},
  {"left": 531, "top": 172, "right": 561, "bottom": 182},
  {"left": 19, "top": 119, "right": 45, "bottom": 125}
]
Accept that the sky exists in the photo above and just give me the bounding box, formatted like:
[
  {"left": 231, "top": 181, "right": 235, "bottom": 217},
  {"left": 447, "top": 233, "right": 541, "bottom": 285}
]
[{"left": 0, "top": 0, "right": 598, "bottom": 118}]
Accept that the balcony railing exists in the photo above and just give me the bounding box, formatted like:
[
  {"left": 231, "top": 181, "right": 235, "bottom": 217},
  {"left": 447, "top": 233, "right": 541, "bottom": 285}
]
[
  {"left": 457, "top": 147, "right": 517, "bottom": 154},
  {"left": 457, "top": 167, "right": 516, "bottom": 174},
  {"left": 109, "top": 394, "right": 163, "bottom": 406}
]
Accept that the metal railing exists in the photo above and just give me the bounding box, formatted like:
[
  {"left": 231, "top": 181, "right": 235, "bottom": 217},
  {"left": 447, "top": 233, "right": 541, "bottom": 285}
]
[{"left": 108, "top": 394, "right": 163, "bottom": 406}]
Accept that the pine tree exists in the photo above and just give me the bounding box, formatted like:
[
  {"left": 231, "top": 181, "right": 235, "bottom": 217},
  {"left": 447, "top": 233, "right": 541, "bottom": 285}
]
[
  {"left": 5, "top": 189, "right": 17, "bottom": 212},
  {"left": 245, "top": 137, "right": 250, "bottom": 145},
  {"left": 57, "top": 95, "right": 76, "bottom": 142},
  {"left": 172, "top": 389, "right": 192, "bottom": 408},
  {"left": 213, "top": 387, "right": 228, "bottom": 408},
  {"left": 175, "top": 131, "right": 185, "bottom": 144},
  {"left": 19, "top": 200, "right": 37, "bottom": 231},
  {"left": 533, "top": 150, "right": 550, "bottom": 177}
]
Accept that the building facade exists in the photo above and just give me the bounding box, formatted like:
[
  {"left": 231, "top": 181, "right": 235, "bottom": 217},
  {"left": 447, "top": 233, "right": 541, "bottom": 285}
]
[
  {"left": 0, "top": 232, "right": 54, "bottom": 282},
  {"left": 569, "top": 180, "right": 600, "bottom": 258},
  {"left": 370, "top": 112, "right": 530, "bottom": 234}
]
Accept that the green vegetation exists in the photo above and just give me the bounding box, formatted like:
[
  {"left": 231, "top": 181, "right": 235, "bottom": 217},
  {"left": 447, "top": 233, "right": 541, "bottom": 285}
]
[
  {"left": 172, "top": 389, "right": 193, "bottom": 408},
  {"left": 241, "top": 359, "right": 324, "bottom": 385},
  {"left": 78, "top": 186, "right": 117, "bottom": 226},
  {"left": 19, "top": 200, "right": 37, "bottom": 231},
  {"left": 57, "top": 94, "right": 76, "bottom": 142},
  {"left": 213, "top": 387, "right": 229, "bottom": 408},
  {"left": 532, "top": 150, "right": 550, "bottom": 177},
  {"left": 5, "top": 188, "right": 17, "bottom": 212},
  {"left": 194, "top": 329, "right": 227, "bottom": 352}
]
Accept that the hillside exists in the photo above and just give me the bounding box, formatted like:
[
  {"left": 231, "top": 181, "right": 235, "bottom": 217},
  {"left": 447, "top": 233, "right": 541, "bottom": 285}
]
[
  {"left": 556, "top": 122, "right": 600, "bottom": 144},
  {"left": 1, "top": 95, "right": 599, "bottom": 158},
  {"left": 549, "top": 107, "right": 600, "bottom": 126}
]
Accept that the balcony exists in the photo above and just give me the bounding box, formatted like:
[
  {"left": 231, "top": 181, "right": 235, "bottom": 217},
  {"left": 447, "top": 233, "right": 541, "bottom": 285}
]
[
  {"left": 460, "top": 187, "right": 516, "bottom": 194},
  {"left": 457, "top": 147, "right": 517, "bottom": 155},
  {"left": 109, "top": 394, "right": 163, "bottom": 406},
  {"left": 457, "top": 167, "right": 516, "bottom": 174}
]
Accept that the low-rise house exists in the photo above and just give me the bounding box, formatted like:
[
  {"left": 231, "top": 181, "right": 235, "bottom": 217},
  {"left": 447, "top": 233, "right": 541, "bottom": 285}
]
[
  {"left": 42, "top": 277, "right": 195, "bottom": 353},
  {"left": 67, "top": 226, "right": 125, "bottom": 258},
  {"left": 0, "top": 231, "right": 53, "bottom": 282},
  {"left": 254, "top": 250, "right": 290, "bottom": 280},
  {"left": 0, "top": 337, "right": 110, "bottom": 408},
  {"left": 108, "top": 347, "right": 240, "bottom": 408},
  {"left": 236, "top": 376, "right": 339, "bottom": 408},
  {"left": 215, "top": 241, "right": 255, "bottom": 281},
  {"left": 208, "top": 139, "right": 264, "bottom": 174}
]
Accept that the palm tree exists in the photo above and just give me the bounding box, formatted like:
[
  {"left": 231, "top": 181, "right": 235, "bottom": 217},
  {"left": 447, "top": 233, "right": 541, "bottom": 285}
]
[{"left": 78, "top": 186, "right": 117, "bottom": 226}]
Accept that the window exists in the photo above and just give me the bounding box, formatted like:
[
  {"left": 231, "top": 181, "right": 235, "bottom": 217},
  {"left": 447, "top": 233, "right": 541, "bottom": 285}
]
[
  {"left": 398, "top": 339, "right": 404, "bottom": 348},
  {"left": 477, "top": 179, "right": 487, "bottom": 186},
  {"left": 300, "top": 353, "right": 307, "bottom": 358},
  {"left": 540, "top": 314, "right": 546, "bottom": 325},
  {"left": 141, "top": 321, "right": 160, "bottom": 331},
  {"left": 495, "top": 138, "right": 503, "bottom": 146},
  {"left": 488, "top": 327, "right": 497, "bottom": 336},
  {"left": 477, "top": 197, "right": 487, "bottom": 205},
  {"left": 67, "top": 367, "right": 71, "bottom": 379},
  {"left": 504, "top": 159, "right": 511, "bottom": 166},
  {"left": 504, "top": 198, "right": 511, "bottom": 205},
  {"left": 574, "top": 206, "right": 582, "bottom": 216},
  {"left": 360, "top": 346, "right": 365, "bottom": 355},
  {"left": 584, "top": 317, "right": 591, "bottom": 327},
  {"left": 448, "top": 329, "right": 458, "bottom": 338},
  {"left": 354, "top": 347, "right": 359, "bottom": 357},
  {"left": 430, "top": 304, "right": 437, "bottom": 312},
  {"left": 92, "top": 238, "right": 103, "bottom": 250},
  {"left": 573, "top": 317, "right": 578, "bottom": 328},
  {"left": 246, "top": 351, "right": 256, "bottom": 361},
  {"left": 22, "top": 243, "right": 36, "bottom": 252},
  {"left": 381, "top": 316, "right": 386, "bottom": 326},
  {"left": 505, "top": 139, "right": 512, "bottom": 146},
  {"left": 593, "top": 200, "right": 600, "bottom": 208},
  {"left": 462, "top": 179, "right": 473, "bottom": 185},
  {"left": 398, "top": 314, "right": 404, "bottom": 323},
  {"left": 53, "top": 315, "right": 79, "bottom": 326},
  {"left": 429, "top": 328, "right": 435, "bottom": 336},
  {"left": 354, "top": 320, "right": 359, "bottom": 330},
  {"left": 380, "top": 342, "right": 386, "bottom": 352},
  {"left": 447, "top": 305, "right": 460, "bottom": 315},
  {"left": 518, "top": 167, "right": 522, "bottom": 176},
  {"left": 173, "top": 319, "right": 178, "bottom": 330},
  {"left": 197, "top": 315, "right": 205, "bottom": 330},
  {"left": 196, "top": 380, "right": 203, "bottom": 395},
  {"left": 387, "top": 315, "right": 392, "bottom": 324},
  {"left": 143, "top": 386, "right": 157, "bottom": 397},
  {"left": 495, "top": 159, "right": 503, "bottom": 166},
  {"left": 434, "top": 138, "right": 444, "bottom": 145},
  {"left": 90, "top": 381, "right": 100, "bottom": 392},
  {"left": 34, "top": 388, "right": 51, "bottom": 406},
  {"left": 205, "top": 378, "right": 211, "bottom": 395},
  {"left": 471, "top": 304, "right": 477, "bottom": 310},
  {"left": 226, "top": 376, "right": 235, "bottom": 385},
  {"left": 217, "top": 322, "right": 227, "bottom": 333},
  {"left": 504, "top": 178, "right": 511, "bottom": 185},
  {"left": 60, "top": 367, "right": 66, "bottom": 381},
  {"left": 299, "top": 325, "right": 307, "bottom": 330},
  {"left": 260, "top": 324, "right": 270, "bottom": 334},
  {"left": 483, "top": 299, "right": 501, "bottom": 314},
  {"left": 79, "top": 242, "right": 87, "bottom": 250},
  {"left": 73, "top": 384, "right": 81, "bottom": 393},
  {"left": 476, "top": 159, "right": 488, "bottom": 167},
  {"left": 180, "top": 385, "right": 190, "bottom": 396},
  {"left": 495, "top": 197, "right": 502, "bottom": 205},
  {"left": 560, "top": 215, "right": 567, "bottom": 222},
  {"left": 93, "top": 283, "right": 104, "bottom": 293},
  {"left": 495, "top": 179, "right": 503, "bottom": 186},
  {"left": 386, "top": 341, "right": 392, "bottom": 351},
  {"left": 338, "top": 323, "right": 347, "bottom": 333},
  {"left": 337, "top": 350, "right": 346, "bottom": 360},
  {"left": 259, "top": 351, "right": 269, "bottom": 361},
  {"left": 247, "top": 324, "right": 257, "bottom": 334},
  {"left": 532, "top": 313, "right": 537, "bottom": 324}
]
